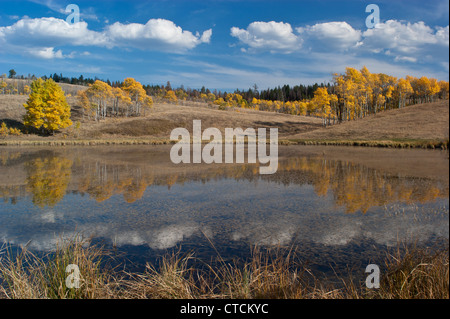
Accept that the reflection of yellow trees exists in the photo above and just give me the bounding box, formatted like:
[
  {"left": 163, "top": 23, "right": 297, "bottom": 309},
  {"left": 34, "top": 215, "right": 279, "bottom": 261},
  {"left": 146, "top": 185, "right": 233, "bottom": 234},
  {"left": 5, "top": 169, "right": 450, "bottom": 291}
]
[
  {"left": 0, "top": 151, "right": 22, "bottom": 166},
  {"left": 3, "top": 150, "right": 447, "bottom": 211},
  {"left": 166, "top": 174, "right": 178, "bottom": 190},
  {"left": 70, "top": 157, "right": 448, "bottom": 212},
  {"left": 25, "top": 157, "right": 73, "bottom": 208},
  {"left": 280, "top": 157, "right": 449, "bottom": 213},
  {"left": 78, "top": 165, "right": 154, "bottom": 203},
  {"left": 88, "top": 181, "right": 116, "bottom": 203},
  {"left": 75, "top": 161, "right": 264, "bottom": 203},
  {"left": 0, "top": 185, "right": 24, "bottom": 204},
  {"left": 123, "top": 179, "right": 148, "bottom": 203}
]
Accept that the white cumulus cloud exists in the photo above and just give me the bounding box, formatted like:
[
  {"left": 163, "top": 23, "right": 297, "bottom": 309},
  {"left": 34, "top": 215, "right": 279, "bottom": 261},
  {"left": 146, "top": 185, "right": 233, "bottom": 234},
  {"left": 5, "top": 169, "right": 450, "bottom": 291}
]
[
  {"left": 107, "top": 19, "right": 212, "bottom": 52},
  {"left": 297, "top": 21, "right": 362, "bottom": 51},
  {"left": 0, "top": 17, "right": 108, "bottom": 47},
  {"left": 231, "top": 21, "right": 361, "bottom": 53},
  {"left": 0, "top": 17, "right": 212, "bottom": 59},
  {"left": 27, "top": 47, "right": 64, "bottom": 59},
  {"left": 361, "top": 20, "right": 449, "bottom": 62},
  {"left": 231, "top": 21, "right": 301, "bottom": 53},
  {"left": 231, "top": 19, "right": 448, "bottom": 67}
]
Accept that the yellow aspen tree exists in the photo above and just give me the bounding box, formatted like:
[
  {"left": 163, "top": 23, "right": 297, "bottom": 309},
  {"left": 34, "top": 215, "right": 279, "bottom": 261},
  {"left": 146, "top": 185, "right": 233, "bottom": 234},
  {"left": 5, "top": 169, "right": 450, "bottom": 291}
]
[
  {"left": 375, "top": 74, "right": 388, "bottom": 112},
  {"left": 415, "top": 77, "right": 431, "bottom": 103},
  {"left": 310, "top": 87, "right": 334, "bottom": 125},
  {"left": 375, "top": 94, "right": 386, "bottom": 112},
  {"left": 164, "top": 90, "right": 178, "bottom": 103},
  {"left": 329, "top": 94, "right": 338, "bottom": 124},
  {"left": 438, "top": 81, "right": 449, "bottom": 99},
  {"left": 213, "top": 97, "right": 227, "bottom": 110},
  {"left": 406, "top": 76, "right": 419, "bottom": 104},
  {"left": 0, "top": 80, "right": 6, "bottom": 94},
  {"left": 175, "top": 89, "right": 187, "bottom": 101},
  {"left": 360, "top": 66, "right": 374, "bottom": 116},
  {"left": 23, "top": 78, "right": 72, "bottom": 135},
  {"left": 86, "top": 80, "right": 113, "bottom": 121},
  {"left": 112, "top": 87, "right": 131, "bottom": 117},
  {"left": 381, "top": 75, "right": 397, "bottom": 110},
  {"left": 291, "top": 101, "right": 299, "bottom": 115},
  {"left": 345, "top": 68, "right": 365, "bottom": 117},
  {"left": 284, "top": 101, "right": 292, "bottom": 114},
  {"left": 333, "top": 73, "right": 346, "bottom": 122},
  {"left": 142, "top": 95, "right": 154, "bottom": 116},
  {"left": 77, "top": 89, "right": 92, "bottom": 120},
  {"left": 274, "top": 100, "right": 282, "bottom": 111},
  {"left": 224, "top": 93, "right": 235, "bottom": 107},
  {"left": 344, "top": 79, "right": 357, "bottom": 120},
  {"left": 427, "top": 78, "right": 440, "bottom": 102},
  {"left": 207, "top": 93, "right": 216, "bottom": 102},
  {"left": 346, "top": 95, "right": 356, "bottom": 120},
  {"left": 122, "top": 78, "right": 149, "bottom": 116},
  {"left": 298, "top": 101, "right": 308, "bottom": 116},
  {"left": 343, "top": 67, "right": 366, "bottom": 118},
  {"left": 0, "top": 122, "right": 9, "bottom": 137},
  {"left": 396, "top": 78, "right": 413, "bottom": 108}
]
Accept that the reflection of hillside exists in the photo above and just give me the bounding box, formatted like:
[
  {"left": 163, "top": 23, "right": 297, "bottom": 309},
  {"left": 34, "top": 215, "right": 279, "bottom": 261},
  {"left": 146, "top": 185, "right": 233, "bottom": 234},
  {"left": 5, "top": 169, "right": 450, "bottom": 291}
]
[
  {"left": 0, "top": 147, "right": 448, "bottom": 213},
  {"left": 77, "top": 164, "right": 151, "bottom": 203},
  {"left": 0, "top": 148, "right": 448, "bottom": 256},
  {"left": 73, "top": 157, "right": 448, "bottom": 213},
  {"left": 74, "top": 161, "right": 261, "bottom": 203},
  {"left": 0, "top": 151, "right": 26, "bottom": 204},
  {"left": 276, "top": 158, "right": 449, "bottom": 213},
  {"left": 0, "top": 151, "right": 22, "bottom": 165}
]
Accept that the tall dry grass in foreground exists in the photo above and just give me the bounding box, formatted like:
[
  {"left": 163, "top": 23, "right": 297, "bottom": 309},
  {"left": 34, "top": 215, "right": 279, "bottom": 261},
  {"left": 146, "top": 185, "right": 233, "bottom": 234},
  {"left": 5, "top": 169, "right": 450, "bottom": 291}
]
[
  {"left": 371, "top": 245, "right": 449, "bottom": 299},
  {"left": 0, "top": 236, "right": 115, "bottom": 299},
  {"left": 0, "top": 237, "right": 448, "bottom": 299}
]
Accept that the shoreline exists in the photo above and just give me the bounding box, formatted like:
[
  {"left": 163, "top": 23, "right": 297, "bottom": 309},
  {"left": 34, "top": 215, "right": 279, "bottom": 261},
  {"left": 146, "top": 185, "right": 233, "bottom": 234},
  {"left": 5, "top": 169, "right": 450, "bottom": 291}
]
[{"left": 1, "top": 137, "right": 448, "bottom": 149}]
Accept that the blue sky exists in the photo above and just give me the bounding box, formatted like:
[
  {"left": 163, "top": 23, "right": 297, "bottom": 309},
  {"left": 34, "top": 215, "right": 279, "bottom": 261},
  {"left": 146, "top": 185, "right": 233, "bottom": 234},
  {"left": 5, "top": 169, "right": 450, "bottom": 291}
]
[{"left": 0, "top": 0, "right": 448, "bottom": 91}]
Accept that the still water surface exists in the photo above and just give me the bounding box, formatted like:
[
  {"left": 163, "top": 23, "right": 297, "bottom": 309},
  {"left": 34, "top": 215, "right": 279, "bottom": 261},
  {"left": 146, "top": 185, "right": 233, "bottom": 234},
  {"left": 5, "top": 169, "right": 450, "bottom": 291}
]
[{"left": 0, "top": 145, "right": 448, "bottom": 275}]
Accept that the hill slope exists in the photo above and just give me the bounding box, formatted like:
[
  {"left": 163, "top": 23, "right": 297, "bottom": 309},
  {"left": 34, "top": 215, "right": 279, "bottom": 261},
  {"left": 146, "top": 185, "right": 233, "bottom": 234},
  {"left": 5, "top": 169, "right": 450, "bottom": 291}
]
[
  {"left": 291, "top": 100, "right": 449, "bottom": 142},
  {"left": 0, "top": 94, "right": 324, "bottom": 140},
  {"left": 0, "top": 88, "right": 448, "bottom": 146}
]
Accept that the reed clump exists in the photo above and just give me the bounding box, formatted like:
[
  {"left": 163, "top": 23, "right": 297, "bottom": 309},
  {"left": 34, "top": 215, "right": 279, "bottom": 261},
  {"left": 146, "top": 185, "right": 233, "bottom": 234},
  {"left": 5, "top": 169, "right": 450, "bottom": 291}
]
[
  {"left": 0, "top": 237, "right": 448, "bottom": 299},
  {"left": 367, "top": 245, "right": 449, "bottom": 299},
  {"left": 0, "top": 235, "right": 116, "bottom": 299}
]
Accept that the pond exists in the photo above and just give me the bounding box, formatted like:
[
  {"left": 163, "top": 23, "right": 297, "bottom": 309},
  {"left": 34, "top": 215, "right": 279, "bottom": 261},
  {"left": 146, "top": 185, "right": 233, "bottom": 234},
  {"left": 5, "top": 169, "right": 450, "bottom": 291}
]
[{"left": 0, "top": 145, "right": 448, "bottom": 279}]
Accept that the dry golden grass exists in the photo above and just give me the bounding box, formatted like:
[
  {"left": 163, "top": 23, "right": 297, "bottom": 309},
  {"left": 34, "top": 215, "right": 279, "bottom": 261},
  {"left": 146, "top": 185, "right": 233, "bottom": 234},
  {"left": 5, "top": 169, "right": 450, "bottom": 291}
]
[
  {"left": 1, "top": 236, "right": 448, "bottom": 299},
  {"left": 0, "top": 95, "right": 27, "bottom": 124},
  {"left": 120, "top": 251, "right": 206, "bottom": 299},
  {"left": 372, "top": 245, "right": 449, "bottom": 299},
  {"left": 0, "top": 235, "right": 116, "bottom": 299},
  {"left": 293, "top": 100, "right": 449, "bottom": 142},
  {"left": 1, "top": 93, "right": 448, "bottom": 148},
  {"left": 0, "top": 94, "right": 323, "bottom": 142}
]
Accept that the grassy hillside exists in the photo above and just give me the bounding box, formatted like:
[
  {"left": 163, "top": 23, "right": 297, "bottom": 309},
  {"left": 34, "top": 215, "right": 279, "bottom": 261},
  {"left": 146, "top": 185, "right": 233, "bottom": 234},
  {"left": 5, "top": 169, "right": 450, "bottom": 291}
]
[
  {"left": 0, "top": 93, "right": 324, "bottom": 142},
  {"left": 290, "top": 100, "right": 449, "bottom": 143},
  {"left": 0, "top": 84, "right": 448, "bottom": 147}
]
